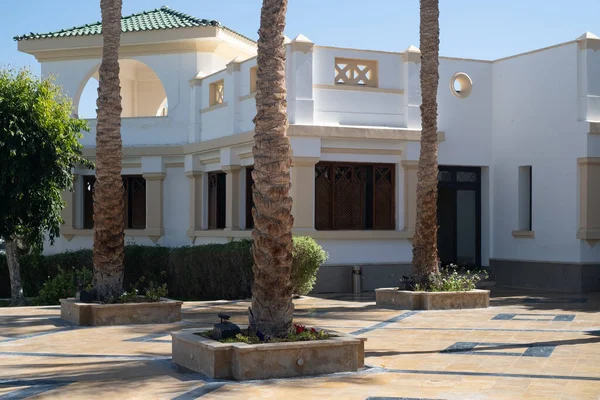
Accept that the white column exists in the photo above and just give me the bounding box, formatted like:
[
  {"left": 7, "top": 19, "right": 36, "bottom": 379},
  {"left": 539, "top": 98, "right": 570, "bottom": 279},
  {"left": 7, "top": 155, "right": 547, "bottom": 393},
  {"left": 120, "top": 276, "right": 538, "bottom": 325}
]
[
  {"left": 287, "top": 34, "right": 315, "bottom": 125},
  {"left": 402, "top": 45, "right": 422, "bottom": 129},
  {"left": 186, "top": 171, "right": 204, "bottom": 239},
  {"left": 291, "top": 157, "right": 319, "bottom": 231},
  {"left": 222, "top": 165, "right": 241, "bottom": 231}
]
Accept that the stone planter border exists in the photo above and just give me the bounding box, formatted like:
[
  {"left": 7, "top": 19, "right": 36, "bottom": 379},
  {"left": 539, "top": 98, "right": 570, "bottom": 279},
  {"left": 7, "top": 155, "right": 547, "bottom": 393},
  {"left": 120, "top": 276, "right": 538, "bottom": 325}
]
[
  {"left": 375, "top": 288, "right": 489, "bottom": 310},
  {"left": 171, "top": 327, "right": 366, "bottom": 380},
  {"left": 60, "top": 297, "right": 182, "bottom": 326}
]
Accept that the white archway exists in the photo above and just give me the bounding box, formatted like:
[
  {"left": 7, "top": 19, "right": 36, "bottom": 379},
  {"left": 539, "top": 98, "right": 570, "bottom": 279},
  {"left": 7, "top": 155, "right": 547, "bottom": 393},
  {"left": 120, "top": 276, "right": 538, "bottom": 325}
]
[{"left": 75, "top": 59, "right": 168, "bottom": 119}]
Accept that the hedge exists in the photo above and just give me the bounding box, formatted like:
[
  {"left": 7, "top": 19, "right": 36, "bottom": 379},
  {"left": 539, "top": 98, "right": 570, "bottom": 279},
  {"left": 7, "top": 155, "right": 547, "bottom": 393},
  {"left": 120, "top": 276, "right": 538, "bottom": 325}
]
[{"left": 0, "top": 237, "right": 328, "bottom": 302}]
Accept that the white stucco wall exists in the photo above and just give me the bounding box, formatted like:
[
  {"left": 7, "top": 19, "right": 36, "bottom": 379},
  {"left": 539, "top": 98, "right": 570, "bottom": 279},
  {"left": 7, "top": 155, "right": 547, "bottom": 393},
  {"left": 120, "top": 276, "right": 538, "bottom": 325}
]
[
  {"left": 437, "top": 58, "right": 493, "bottom": 167},
  {"left": 312, "top": 47, "right": 405, "bottom": 127},
  {"left": 163, "top": 167, "right": 192, "bottom": 247},
  {"left": 37, "top": 33, "right": 600, "bottom": 270},
  {"left": 43, "top": 51, "right": 230, "bottom": 147},
  {"left": 491, "top": 42, "right": 590, "bottom": 263}
]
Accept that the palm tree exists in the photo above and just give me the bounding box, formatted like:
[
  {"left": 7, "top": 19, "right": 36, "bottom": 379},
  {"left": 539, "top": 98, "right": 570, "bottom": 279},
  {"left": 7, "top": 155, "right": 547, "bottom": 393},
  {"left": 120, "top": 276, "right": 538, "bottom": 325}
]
[
  {"left": 412, "top": 0, "right": 440, "bottom": 286},
  {"left": 248, "top": 0, "right": 295, "bottom": 337},
  {"left": 92, "top": 0, "right": 125, "bottom": 302}
]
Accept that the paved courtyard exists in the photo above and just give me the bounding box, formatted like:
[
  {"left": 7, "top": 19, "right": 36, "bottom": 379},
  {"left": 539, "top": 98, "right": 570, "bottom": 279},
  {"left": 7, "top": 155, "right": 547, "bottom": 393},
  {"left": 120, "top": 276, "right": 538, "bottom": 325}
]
[{"left": 1, "top": 289, "right": 600, "bottom": 399}]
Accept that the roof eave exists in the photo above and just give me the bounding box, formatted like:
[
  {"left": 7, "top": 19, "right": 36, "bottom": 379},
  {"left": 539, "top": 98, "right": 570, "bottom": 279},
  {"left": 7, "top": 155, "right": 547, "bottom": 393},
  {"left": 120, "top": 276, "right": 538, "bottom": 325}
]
[{"left": 17, "top": 26, "right": 221, "bottom": 55}]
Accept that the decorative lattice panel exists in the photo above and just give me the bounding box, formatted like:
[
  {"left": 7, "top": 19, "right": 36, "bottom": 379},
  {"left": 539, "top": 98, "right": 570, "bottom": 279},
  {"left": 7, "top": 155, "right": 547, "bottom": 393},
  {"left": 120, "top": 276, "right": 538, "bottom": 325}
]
[
  {"left": 315, "top": 165, "right": 333, "bottom": 230},
  {"left": 373, "top": 166, "right": 395, "bottom": 230},
  {"left": 315, "top": 162, "right": 395, "bottom": 230},
  {"left": 334, "top": 58, "right": 378, "bottom": 87},
  {"left": 333, "top": 165, "right": 364, "bottom": 230},
  {"left": 210, "top": 80, "right": 225, "bottom": 106}
]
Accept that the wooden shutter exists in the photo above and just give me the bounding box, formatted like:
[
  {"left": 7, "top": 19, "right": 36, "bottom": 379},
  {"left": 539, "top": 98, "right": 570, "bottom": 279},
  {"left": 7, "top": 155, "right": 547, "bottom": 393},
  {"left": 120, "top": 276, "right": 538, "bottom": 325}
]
[
  {"left": 216, "top": 173, "right": 226, "bottom": 229},
  {"left": 208, "top": 172, "right": 219, "bottom": 229},
  {"left": 373, "top": 166, "right": 395, "bottom": 230},
  {"left": 246, "top": 167, "right": 254, "bottom": 229},
  {"left": 333, "top": 165, "right": 364, "bottom": 229},
  {"left": 130, "top": 177, "right": 146, "bottom": 229},
  {"left": 315, "top": 164, "right": 333, "bottom": 230}
]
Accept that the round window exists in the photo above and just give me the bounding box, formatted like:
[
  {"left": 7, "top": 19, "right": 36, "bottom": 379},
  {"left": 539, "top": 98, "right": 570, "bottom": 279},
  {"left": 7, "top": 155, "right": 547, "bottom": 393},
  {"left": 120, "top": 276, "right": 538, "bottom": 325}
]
[{"left": 450, "top": 72, "right": 473, "bottom": 98}]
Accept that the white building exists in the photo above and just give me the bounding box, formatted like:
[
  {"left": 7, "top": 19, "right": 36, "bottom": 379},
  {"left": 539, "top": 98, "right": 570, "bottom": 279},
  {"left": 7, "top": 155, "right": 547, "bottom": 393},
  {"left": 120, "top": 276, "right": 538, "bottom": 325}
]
[{"left": 15, "top": 6, "right": 600, "bottom": 293}]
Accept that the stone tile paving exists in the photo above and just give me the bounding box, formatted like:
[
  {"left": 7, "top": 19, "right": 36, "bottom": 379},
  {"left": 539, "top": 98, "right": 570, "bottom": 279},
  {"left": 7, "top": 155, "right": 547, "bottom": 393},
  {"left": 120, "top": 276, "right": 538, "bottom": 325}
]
[{"left": 0, "top": 288, "right": 600, "bottom": 399}]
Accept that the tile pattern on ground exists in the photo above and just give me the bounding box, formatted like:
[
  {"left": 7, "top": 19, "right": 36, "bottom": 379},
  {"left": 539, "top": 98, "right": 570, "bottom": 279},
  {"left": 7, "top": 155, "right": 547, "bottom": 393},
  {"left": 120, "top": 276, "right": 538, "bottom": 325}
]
[{"left": 0, "top": 288, "right": 600, "bottom": 399}]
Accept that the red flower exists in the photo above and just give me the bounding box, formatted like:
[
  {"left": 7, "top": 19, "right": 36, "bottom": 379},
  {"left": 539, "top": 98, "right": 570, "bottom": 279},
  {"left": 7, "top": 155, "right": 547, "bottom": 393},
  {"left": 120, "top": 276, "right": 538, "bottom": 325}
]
[{"left": 311, "top": 328, "right": 316, "bottom": 333}]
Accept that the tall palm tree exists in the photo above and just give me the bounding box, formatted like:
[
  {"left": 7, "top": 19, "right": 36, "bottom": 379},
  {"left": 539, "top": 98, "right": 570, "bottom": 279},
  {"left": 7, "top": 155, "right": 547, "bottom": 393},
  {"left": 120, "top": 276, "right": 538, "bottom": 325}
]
[
  {"left": 249, "top": 0, "right": 294, "bottom": 337},
  {"left": 412, "top": 0, "right": 440, "bottom": 285},
  {"left": 92, "top": 0, "right": 125, "bottom": 302}
]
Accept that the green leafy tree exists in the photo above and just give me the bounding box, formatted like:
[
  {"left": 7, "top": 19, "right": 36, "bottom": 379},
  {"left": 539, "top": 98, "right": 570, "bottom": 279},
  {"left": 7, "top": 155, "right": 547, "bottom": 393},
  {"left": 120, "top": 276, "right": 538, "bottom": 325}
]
[{"left": 0, "top": 68, "right": 90, "bottom": 306}]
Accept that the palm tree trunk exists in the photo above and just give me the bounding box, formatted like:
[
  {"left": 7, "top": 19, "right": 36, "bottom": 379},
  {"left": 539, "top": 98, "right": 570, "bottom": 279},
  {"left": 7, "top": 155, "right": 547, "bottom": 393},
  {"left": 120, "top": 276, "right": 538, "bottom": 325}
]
[
  {"left": 93, "top": 0, "right": 125, "bottom": 302},
  {"left": 412, "top": 0, "right": 441, "bottom": 285},
  {"left": 249, "top": 0, "right": 294, "bottom": 338},
  {"left": 6, "top": 239, "right": 25, "bottom": 306}
]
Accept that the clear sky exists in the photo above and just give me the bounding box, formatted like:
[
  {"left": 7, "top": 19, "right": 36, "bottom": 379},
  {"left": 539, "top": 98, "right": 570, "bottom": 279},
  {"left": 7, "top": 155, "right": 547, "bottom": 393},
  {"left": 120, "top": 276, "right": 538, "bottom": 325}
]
[{"left": 2, "top": 0, "right": 599, "bottom": 116}]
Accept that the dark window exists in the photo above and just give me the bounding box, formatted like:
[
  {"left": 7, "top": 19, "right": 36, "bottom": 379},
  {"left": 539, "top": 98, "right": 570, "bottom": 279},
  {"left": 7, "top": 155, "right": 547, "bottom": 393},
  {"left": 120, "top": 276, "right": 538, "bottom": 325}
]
[
  {"left": 83, "top": 175, "right": 146, "bottom": 229},
  {"left": 83, "top": 176, "right": 95, "bottom": 229},
  {"left": 528, "top": 166, "right": 532, "bottom": 231},
  {"left": 315, "top": 162, "right": 395, "bottom": 230},
  {"left": 246, "top": 167, "right": 254, "bottom": 230},
  {"left": 208, "top": 171, "right": 226, "bottom": 229}
]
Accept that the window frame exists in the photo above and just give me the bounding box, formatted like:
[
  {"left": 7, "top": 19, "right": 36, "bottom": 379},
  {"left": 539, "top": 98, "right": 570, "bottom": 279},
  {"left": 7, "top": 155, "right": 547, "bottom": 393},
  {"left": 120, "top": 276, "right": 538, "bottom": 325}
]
[
  {"left": 209, "top": 79, "right": 225, "bottom": 106},
  {"left": 82, "top": 175, "right": 146, "bottom": 230},
  {"left": 249, "top": 66, "right": 258, "bottom": 93},
  {"left": 314, "top": 161, "right": 395, "bottom": 231},
  {"left": 207, "top": 171, "right": 227, "bottom": 230}
]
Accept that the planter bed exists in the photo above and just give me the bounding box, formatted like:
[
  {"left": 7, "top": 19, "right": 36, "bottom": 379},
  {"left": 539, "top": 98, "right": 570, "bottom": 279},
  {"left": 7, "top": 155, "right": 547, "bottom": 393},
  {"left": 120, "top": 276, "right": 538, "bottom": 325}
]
[
  {"left": 171, "top": 327, "right": 366, "bottom": 380},
  {"left": 375, "top": 288, "right": 489, "bottom": 310},
  {"left": 60, "top": 297, "right": 182, "bottom": 326}
]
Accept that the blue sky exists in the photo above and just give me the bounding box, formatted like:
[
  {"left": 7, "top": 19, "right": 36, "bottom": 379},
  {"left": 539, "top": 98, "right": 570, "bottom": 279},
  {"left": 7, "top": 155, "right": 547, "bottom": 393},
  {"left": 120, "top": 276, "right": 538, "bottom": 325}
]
[{"left": 2, "top": 0, "right": 599, "bottom": 116}]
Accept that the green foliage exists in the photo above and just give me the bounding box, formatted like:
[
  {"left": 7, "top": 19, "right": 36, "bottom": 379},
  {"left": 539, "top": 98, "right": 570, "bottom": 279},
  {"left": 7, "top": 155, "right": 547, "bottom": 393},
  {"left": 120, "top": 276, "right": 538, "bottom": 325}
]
[
  {"left": 291, "top": 236, "right": 328, "bottom": 295},
  {"left": 123, "top": 245, "right": 170, "bottom": 290},
  {"left": 0, "top": 68, "right": 91, "bottom": 250},
  {"left": 76, "top": 268, "right": 93, "bottom": 291},
  {"left": 116, "top": 276, "right": 168, "bottom": 304},
  {"left": 0, "top": 237, "right": 328, "bottom": 302},
  {"left": 118, "top": 288, "right": 139, "bottom": 304},
  {"left": 169, "top": 240, "right": 254, "bottom": 300},
  {"left": 144, "top": 281, "right": 168, "bottom": 302},
  {"left": 198, "top": 324, "right": 332, "bottom": 344},
  {"left": 413, "top": 264, "right": 486, "bottom": 292},
  {"left": 36, "top": 266, "right": 85, "bottom": 305}
]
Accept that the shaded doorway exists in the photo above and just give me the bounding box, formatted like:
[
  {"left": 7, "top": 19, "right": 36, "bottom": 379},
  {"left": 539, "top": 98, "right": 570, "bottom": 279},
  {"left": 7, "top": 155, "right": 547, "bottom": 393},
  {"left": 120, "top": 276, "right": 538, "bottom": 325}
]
[{"left": 437, "top": 167, "right": 481, "bottom": 267}]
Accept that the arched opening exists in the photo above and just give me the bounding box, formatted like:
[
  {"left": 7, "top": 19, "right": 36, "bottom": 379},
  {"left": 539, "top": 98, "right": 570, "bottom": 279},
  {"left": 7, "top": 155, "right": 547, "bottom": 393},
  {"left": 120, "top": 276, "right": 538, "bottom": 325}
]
[{"left": 76, "top": 59, "right": 168, "bottom": 119}]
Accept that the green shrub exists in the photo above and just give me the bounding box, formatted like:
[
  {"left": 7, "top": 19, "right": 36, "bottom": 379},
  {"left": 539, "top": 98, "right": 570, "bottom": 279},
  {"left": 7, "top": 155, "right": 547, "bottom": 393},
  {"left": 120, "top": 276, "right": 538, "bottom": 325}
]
[
  {"left": 36, "top": 267, "right": 82, "bottom": 305},
  {"left": 169, "top": 240, "right": 254, "bottom": 300},
  {"left": 144, "top": 281, "right": 168, "bottom": 302},
  {"left": 291, "top": 237, "right": 328, "bottom": 295},
  {"left": 114, "top": 276, "right": 168, "bottom": 304},
  {"left": 22, "top": 250, "right": 93, "bottom": 297},
  {"left": 123, "top": 245, "right": 170, "bottom": 289},
  {"left": 414, "top": 265, "right": 485, "bottom": 292},
  {"left": 0, "top": 237, "right": 328, "bottom": 302}
]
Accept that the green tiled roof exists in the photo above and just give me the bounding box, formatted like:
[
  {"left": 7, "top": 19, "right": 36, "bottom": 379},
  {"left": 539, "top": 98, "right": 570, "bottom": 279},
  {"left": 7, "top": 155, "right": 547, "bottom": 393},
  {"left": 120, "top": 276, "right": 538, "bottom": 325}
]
[{"left": 14, "top": 6, "right": 252, "bottom": 42}]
